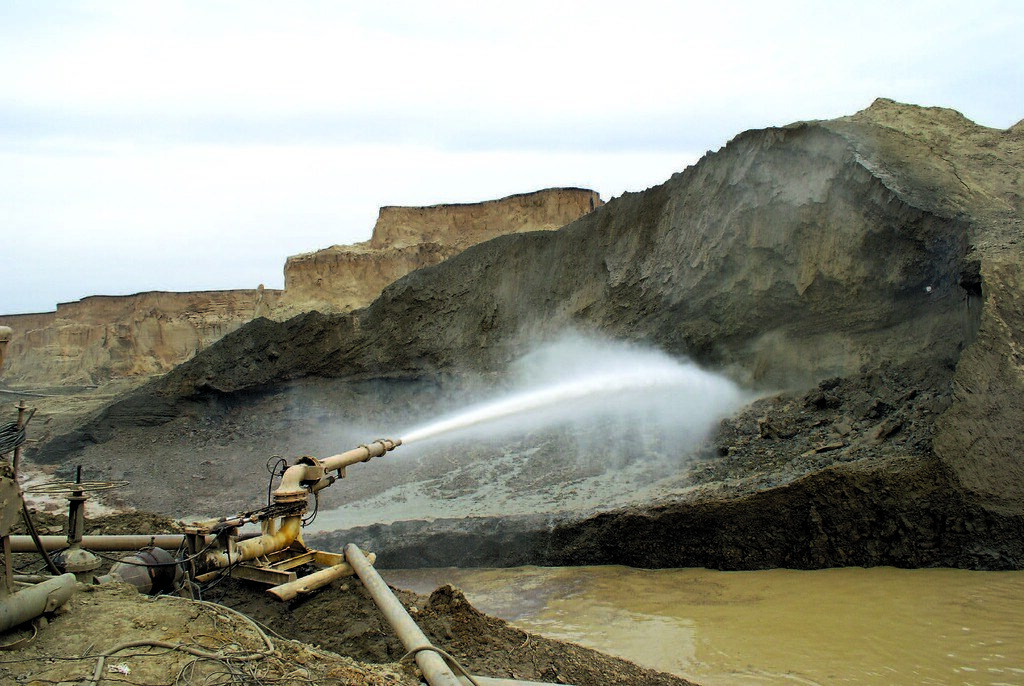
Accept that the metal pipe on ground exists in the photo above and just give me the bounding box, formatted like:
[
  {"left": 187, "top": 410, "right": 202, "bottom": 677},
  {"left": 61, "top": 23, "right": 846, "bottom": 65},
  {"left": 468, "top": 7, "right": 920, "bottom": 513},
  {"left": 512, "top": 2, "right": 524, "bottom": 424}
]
[
  {"left": 9, "top": 534, "right": 188, "bottom": 553},
  {"left": 459, "top": 677, "right": 575, "bottom": 686},
  {"left": 345, "top": 543, "right": 461, "bottom": 686},
  {"left": 267, "top": 557, "right": 368, "bottom": 602},
  {"left": 343, "top": 545, "right": 570, "bottom": 686},
  {"left": 0, "top": 573, "right": 76, "bottom": 632}
]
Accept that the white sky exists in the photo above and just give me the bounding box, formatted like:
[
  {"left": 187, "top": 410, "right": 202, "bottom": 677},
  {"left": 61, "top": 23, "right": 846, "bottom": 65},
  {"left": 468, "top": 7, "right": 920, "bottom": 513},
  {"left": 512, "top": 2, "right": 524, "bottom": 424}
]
[{"left": 1, "top": 1, "right": 1021, "bottom": 314}]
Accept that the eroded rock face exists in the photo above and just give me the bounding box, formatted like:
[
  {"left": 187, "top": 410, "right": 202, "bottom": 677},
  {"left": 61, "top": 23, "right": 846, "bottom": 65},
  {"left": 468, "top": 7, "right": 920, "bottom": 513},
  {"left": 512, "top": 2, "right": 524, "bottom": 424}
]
[
  {"left": 29, "top": 99, "right": 1024, "bottom": 570},
  {"left": 0, "top": 325, "right": 10, "bottom": 371},
  {"left": 1, "top": 188, "right": 600, "bottom": 386},
  {"left": 0, "top": 289, "right": 280, "bottom": 386},
  {"left": 280, "top": 188, "right": 602, "bottom": 314}
]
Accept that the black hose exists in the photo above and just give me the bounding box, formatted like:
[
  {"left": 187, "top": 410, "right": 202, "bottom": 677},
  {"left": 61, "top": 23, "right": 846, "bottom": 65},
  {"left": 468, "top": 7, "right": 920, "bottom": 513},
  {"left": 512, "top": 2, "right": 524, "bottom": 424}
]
[
  {"left": 20, "top": 501, "right": 62, "bottom": 576},
  {"left": 265, "top": 456, "right": 287, "bottom": 507}
]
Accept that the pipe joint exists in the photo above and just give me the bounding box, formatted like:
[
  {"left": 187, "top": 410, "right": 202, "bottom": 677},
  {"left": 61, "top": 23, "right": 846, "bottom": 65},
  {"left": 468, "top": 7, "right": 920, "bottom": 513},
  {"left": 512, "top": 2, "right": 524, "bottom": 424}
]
[{"left": 272, "top": 464, "right": 309, "bottom": 503}]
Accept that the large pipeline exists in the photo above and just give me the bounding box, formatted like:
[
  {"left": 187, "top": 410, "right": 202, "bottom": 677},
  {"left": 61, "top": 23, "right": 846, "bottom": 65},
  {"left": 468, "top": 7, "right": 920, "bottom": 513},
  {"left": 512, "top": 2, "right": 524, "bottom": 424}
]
[
  {"left": 345, "top": 543, "right": 462, "bottom": 686},
  {"left": 204, "top": 515, "right": 302, "bottom": 569},
  {"left": 9, "top": 534, "right": 188, "bottom": 553},
  {"left": 0, "top": 573, "right": 77, "bottom": 633}
]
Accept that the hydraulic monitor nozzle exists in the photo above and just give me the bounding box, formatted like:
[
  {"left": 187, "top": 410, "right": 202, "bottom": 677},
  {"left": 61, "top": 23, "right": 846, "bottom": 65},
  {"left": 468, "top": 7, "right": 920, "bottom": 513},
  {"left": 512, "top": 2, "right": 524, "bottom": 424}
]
[{"left": 272, "top": 438, "right": 402, "bottom": 504}]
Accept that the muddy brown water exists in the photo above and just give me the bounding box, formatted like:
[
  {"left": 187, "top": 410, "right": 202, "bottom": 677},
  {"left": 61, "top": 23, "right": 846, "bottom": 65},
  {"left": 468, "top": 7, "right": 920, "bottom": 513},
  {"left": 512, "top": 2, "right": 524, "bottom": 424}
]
[{"left": 382, "top": 566, "right": 1024, "bottom": 686}]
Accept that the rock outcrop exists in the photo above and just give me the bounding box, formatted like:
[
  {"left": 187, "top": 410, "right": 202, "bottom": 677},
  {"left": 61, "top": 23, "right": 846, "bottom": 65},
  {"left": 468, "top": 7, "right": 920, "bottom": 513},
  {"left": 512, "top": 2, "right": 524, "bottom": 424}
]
[
  {"left": 280, "top": 188, "right": 602, "bottom": 314},
  {"left": 28, "top": 100, "right": 1024, "bottom": 570},
  {"left": 0, "top": 289, "right": 280, "bottom": 386},
  {"left": 1, "top": 188, "right": 600, "bottom": 387},
  {"left": 0, "top": 325, "right": 10, "bottom": 371}
]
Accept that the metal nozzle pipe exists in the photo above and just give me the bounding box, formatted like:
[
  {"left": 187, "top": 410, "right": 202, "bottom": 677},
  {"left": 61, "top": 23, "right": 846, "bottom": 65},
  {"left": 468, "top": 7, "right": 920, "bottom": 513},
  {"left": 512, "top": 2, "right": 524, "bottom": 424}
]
[
  {"left": 273, "top": 438, "right": 402, "bottom": 502},
  {"left": 321, "top": 438, "right": 402, "bottom": 472}
]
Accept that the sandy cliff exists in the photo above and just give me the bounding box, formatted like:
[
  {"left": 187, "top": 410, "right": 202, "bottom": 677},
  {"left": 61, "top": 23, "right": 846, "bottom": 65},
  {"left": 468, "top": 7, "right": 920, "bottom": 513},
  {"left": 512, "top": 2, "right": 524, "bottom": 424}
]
[
  {"left": 0, "top": 289, "right": 280, "bottom": 386},
  {"left": 1, "top": 188, "right": 599, "bottom": 386},
  {"left": 281, "top": 188, "right": 602, "bottom": 314}
]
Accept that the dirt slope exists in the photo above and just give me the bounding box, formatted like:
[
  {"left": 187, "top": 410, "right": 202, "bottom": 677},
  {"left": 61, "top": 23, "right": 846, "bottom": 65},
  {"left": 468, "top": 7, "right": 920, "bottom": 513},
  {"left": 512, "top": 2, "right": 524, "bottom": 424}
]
[{"left": 24, "top": 98, "right": 1024, "bottom": 570}]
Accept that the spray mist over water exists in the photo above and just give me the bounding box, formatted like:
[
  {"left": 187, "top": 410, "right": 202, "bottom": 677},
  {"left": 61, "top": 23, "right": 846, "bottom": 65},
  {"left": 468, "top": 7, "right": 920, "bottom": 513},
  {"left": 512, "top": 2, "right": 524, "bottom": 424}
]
[{"left": 400, "top": 335, "right": 749, "bottom": 448}]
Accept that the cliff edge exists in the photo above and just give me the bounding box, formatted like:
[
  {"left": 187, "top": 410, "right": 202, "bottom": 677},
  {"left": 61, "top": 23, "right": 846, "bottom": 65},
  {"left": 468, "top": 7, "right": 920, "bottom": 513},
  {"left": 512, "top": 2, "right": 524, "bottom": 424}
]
[
  {"left": 0, "top": 188, "right": 600, "bottom": 386},
  {"left": 280, "top": 188, "right": 602, "bottom": 314}
]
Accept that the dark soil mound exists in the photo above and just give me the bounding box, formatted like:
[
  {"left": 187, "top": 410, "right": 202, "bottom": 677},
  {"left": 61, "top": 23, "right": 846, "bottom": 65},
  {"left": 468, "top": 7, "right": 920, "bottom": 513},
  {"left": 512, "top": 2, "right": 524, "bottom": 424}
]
[{"left": 216, "top": 579, "right": 696, "bottom": 685}]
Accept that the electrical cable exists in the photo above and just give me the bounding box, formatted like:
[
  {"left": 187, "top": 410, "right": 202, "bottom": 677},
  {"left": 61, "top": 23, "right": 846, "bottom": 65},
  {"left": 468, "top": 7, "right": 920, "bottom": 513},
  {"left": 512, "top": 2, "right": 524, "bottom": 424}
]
[
  {"left": 265, "top": 456, "right": 287, "bottom": 507},
  {"left": 19, "top": 499, "right": 62, "bottom": 575},
  {"left": 301, "top": 493, "right": 319, "bottom": 527},
  {"left": 89, "top": 638, "right": 273, "bottom": 686},
  {"left": 0, "top": 420, "right": 26, "bottom": 455},
  {"left": 91, "top": 540, "right": 215, "bottom": 568}
]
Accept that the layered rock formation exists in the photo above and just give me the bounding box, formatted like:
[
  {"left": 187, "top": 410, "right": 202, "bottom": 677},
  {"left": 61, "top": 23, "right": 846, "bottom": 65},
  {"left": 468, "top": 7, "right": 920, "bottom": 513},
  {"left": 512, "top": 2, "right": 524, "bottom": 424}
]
[
  {"left": 0, "top": 289, "right": 280, "bottom": 386},
  {"left": 29, "top": 100, "right": 1024, "bottom": 570},
  {"left": 280, "top": 188, "right": 602, "bottom": 314},
  {"left": 0, "top": 325, "right": 10, "bottom": 371},
  {"left": 1, "top": 188, "right": 600, "bottom": 387}
]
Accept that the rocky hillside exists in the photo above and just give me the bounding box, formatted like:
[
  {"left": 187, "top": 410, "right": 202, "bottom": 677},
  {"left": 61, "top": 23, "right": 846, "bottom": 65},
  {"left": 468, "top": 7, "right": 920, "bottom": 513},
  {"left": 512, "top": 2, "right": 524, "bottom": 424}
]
[
  {"left": 0, "top": 188, "right": 599, "bottom": 387},
  {"left": 25, "top": 99, "right": 1024, "bottom": 570},
  {"left": 281, "top": 188, "right": 602, "bottom": 314}
]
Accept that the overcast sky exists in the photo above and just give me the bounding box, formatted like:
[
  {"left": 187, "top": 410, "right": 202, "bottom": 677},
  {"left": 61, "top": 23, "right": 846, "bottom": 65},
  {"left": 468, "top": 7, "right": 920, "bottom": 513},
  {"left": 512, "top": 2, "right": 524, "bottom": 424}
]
[{"left": 1, "top": 1, "right": 1020, "bottom": 315}]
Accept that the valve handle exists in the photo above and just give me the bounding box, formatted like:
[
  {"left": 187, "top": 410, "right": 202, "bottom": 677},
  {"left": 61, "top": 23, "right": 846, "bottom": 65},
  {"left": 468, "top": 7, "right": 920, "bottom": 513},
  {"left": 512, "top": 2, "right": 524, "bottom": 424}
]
[{"left": 26, "top": 480, "right": 128, "bottom": 495}]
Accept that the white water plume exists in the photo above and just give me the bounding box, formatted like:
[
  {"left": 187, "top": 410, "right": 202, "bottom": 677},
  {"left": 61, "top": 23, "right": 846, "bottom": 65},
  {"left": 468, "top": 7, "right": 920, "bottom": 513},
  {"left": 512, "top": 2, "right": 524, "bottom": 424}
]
[{"left": 400, "top": 335, "right": 749, "bottom": 448}]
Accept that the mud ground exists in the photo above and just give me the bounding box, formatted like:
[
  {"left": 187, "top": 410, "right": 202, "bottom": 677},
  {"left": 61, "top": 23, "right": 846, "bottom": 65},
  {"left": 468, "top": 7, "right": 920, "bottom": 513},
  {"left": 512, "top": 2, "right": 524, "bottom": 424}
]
[{"left": 3, "top": 512, "right": 697, "bottom": 685}]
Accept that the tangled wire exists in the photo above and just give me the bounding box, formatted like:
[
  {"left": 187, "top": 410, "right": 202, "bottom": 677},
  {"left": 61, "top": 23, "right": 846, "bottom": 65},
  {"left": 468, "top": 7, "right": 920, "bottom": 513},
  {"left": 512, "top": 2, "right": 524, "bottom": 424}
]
[
  {"left": 0, "top": 421, "right": 26, "bottom": 455},
  {"left": 87, "top": 598, "right": 285, "bottom": 686}
]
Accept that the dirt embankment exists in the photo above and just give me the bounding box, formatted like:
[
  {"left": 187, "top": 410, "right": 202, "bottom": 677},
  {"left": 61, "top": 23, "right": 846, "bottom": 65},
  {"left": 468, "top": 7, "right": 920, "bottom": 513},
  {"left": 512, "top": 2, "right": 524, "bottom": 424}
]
[
  {"left": 0, "top": 290, "right": 280, "bottom": 386},
  {"left": 0, "top": 189, "right": 601, "bottom": 389}
]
